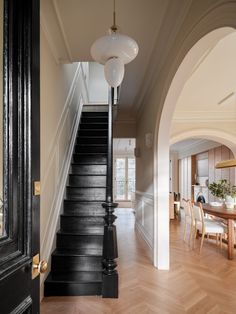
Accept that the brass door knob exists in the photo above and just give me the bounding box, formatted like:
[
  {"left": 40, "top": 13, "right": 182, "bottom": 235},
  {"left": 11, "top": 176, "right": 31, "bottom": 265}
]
[
  {"left": 36, "top": 260, "right": 48, "bottom": 273},
  {"left": 32, "top": 254, "right": 48, "bottom": 279}
]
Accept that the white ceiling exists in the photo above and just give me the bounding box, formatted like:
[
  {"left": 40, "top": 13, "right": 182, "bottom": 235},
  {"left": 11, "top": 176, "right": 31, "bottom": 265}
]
[
  {"left": 173, "top": 32, "right": 236, "bottom": 122},
  {"left": 170, "top": 139, "right": 219, "bottom": 154},
  {"left": 41, "top": 0, "right": 191, "bottom": 115},
  {"left": 170, "top": 139, "right": 221, "bottom": 159}
]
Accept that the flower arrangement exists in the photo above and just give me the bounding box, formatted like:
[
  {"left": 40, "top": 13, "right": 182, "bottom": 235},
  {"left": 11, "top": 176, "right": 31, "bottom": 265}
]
[{"left": 208, "top": 179, "right": 236, "bottom": 200}]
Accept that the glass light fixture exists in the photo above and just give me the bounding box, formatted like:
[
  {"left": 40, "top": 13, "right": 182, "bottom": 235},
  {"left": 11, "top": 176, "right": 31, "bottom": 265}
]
[
  {"left": 104, "top": 57, "right": 124, "bottom": 88},
  {"left": 90, "top": 0, "right": 138, "bottom": 88}
]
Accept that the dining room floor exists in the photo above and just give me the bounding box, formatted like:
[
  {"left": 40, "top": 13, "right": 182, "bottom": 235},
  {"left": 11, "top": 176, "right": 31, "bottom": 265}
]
[{"left": 41, "top": 208, "right": 236, "bottom": 314}]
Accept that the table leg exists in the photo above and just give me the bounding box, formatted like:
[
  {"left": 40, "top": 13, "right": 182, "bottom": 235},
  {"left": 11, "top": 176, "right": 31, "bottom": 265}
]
[{"left": 228, "top": 219, "right": 235, "bottom": 260}]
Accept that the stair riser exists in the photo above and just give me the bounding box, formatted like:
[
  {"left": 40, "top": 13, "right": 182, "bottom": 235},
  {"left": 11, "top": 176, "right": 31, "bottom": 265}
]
[
  {"left": 50, "top": 271, "right": 102, "bottom": 282},
  {"left": 61, "top": 216, "right": 104, "bottom": 232},
  {"left": 51, "top": 256, "right": 103, "bottom": 272},
  {"left": 67, "top": 187, "right": 106, "bottom": 201},
  {"left": 79, "top": 130, "right": 107, "bottom": 137},
  {"left": 80, "top": 124, "right": 108, "bottom": 130},
  {"left": 45, "top": 108, "right": 109, "bottom": 298},
  {"left": 73, "top": 154, "right": 107, "bottom": 164},
  {"left": 77, "top": 137, "right": 107, "bottom": 145},
  {"left": 75, "top": 145, "right": 107, "bottom": 153},
  {"left": 81, "top": 117, "right": 108, "bottom": 123},
  {"left": 44, "top": 282, "right": 102, "bottom": 297},
  {"left": 82, "top": 112, "right": 108, "bottom": 117},
  {"left": 69, "top": 175, "right": 106, "bottom": 187},
  {"left": 71, "top": 164, "right": 107, "bottom": 175},
  {"left": 63, "top": 201, "right": 105, "bottom": 216},
  {"left": 57, "top": 234, "right": 103, "bottom": 250}
]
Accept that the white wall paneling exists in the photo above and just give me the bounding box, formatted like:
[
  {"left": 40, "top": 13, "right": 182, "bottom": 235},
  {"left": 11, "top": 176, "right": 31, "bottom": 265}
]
[
  {"left": 40, "top": 59, "right": 88, "bottom": 298},
  {"left": 135, "top": 191, "right": 154, "bottom": 261}
]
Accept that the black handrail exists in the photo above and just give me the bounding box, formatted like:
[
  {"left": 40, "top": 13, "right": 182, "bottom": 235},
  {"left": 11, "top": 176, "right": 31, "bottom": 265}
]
[{"left": 101, "top": 87, "right": 119, "bottom": 298}]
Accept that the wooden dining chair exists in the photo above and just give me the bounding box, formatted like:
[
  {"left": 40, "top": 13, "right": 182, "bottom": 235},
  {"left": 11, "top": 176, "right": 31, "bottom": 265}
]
[
  {"left": 182, "top": 198, "right": 194, "bottom": 244},
  {"left": 192, "top": 203, "right": 225, "bottom": 253}
]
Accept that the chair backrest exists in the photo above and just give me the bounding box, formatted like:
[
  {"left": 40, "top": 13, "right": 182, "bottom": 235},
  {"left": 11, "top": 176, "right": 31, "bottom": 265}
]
[
  {"left": 192, "top": 203, "right": 204, "bottom": 224},
  {"left": 182, "top": 198, "right": 191, "bottom": 217}
]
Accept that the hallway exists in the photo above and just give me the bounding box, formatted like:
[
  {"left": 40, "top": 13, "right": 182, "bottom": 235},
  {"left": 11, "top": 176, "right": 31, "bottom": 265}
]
[{"left": 41, "top": 209, "right": 236, "bottom": 313}]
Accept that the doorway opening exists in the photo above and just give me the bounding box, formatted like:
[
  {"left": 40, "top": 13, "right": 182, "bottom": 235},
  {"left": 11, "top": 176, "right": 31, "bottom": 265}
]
[
  {"left": 155, "top": 27, "right": 236, "bottom": 269},
  {"left": 113, "top": 138, "right": 136, "bottom": 208}
]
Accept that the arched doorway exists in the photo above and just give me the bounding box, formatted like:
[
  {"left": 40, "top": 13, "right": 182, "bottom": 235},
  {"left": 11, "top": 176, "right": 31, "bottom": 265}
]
[{"left": 154, "top": 25, "right": 236, "bottom": 269}]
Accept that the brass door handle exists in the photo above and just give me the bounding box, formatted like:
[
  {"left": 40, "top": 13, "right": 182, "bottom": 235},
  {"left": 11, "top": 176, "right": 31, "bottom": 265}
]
[{"left": 32, "top": 254, "right": 48, "bottom": 279}]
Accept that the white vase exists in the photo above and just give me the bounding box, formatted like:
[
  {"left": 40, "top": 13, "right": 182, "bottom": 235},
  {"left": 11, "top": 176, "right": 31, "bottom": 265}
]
[{"left": 225, "top": 195, "right": 235, "bottom": 209}]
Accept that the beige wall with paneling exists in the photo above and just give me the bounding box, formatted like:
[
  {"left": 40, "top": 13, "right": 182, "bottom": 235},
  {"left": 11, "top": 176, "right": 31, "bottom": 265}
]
[
  {"left": 40, "top": 28, "right": 88, "bottom": 297},
  {"left": 178, "top": 145, "right": 235, "bottom": 202},
  {"left": 208, "top": 146, "right": 235, "bottom": 201}
]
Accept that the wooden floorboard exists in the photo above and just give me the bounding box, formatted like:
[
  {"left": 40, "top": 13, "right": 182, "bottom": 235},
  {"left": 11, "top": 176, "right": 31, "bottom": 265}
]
[{"left": 41, "top": 209, "right": 236, "bottom": 313}]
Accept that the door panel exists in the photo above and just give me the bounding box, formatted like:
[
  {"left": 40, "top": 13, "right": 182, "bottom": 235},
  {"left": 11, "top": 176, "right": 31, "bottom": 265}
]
[
  {"left": 115, "top": 157, "right": 136, "bottom": 201},
  {"left": 115, "top": 158, "right": 126, "bottom": 200},
  {"left": 0, "top": 0, "right": 40, "bottom": 313}
]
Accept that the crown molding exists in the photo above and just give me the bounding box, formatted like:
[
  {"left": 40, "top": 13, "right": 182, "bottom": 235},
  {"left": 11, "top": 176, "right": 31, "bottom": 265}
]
[
  {"left": 52, "top": 0, "right": 73, "bottom": 62},
  {"left": 172, "top": 110, "right": 236, "bottom": 122},
  {"left": 40, "top": 13, "right": 60, "bottom": 64},
  {"left": 134, "top": 0, "right": 193, "bottom": 119},
  {"left": 40, "top": 0, "right": 72, "bottom": 63}
]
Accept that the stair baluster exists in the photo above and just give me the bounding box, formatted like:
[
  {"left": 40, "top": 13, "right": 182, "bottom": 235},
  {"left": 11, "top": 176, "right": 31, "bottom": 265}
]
[{"left": 102, "top": 87, "right": 119, "bottom": 298}]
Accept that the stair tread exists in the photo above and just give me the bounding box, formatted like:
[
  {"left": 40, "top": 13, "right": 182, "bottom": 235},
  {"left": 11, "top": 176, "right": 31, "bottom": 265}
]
[
  {"left": 64, "top": 199, "right": 105, "bottom": 203},
  {"left": 67, "top": 185, "right": 106, "bottom": 188},
  {"left": 80, "top": 122, "right": 108, "bottom": 124},
  {"left": 46, "top": 109, "right": 109, "bottom": 297},
  {"left": 69, "top": 173, "right": 106, "bottom": 177},
  {"left": 46, "top": 272, "right": 102, "bottom": 283},
  {"left": 58, "top": 230, "right": 104, "bottom": 236},
  {"left": 76, "top": 143, "right": 107, "bottom": 146},
  {"left": 78, "top": 136, "right": 107, "bottom": 138},
  {"left": 74, "top": 152, "right": 107, "bottom": 155},
  {"left": 79, "top": 129, "right": 108, "bottom": 131},
  {"left": 61, "top": 213, "right": 104, "bottom": 217},
  {"left": 52, "top": 248, "right": 103, "bottom": 257},
  {"left": 71, "top": 163, "right": 107, "bottom": 167}
]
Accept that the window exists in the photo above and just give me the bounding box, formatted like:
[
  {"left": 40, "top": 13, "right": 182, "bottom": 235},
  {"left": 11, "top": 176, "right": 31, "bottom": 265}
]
[{"left": 114, "top": 157, "right": 136, "bottom": 201}]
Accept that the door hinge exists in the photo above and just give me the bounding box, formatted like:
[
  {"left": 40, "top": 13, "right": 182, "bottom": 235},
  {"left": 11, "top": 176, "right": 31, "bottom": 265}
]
[{"left": 34, "top": 181, "right": 41, "bottom": 196}]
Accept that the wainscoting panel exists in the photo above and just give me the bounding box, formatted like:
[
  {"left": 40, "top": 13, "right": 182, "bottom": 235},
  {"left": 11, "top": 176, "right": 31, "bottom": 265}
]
[
  {"left": 40, "top": 63, "right": 88, "bottom": 297},
  {"left": 135, "top": 191, "right": 154, "bottom": 261}
]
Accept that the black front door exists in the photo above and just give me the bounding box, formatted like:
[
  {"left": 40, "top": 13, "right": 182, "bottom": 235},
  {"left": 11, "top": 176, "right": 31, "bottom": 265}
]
[{"left": 0, "top": 0, "right": 40, "bottom": 313}]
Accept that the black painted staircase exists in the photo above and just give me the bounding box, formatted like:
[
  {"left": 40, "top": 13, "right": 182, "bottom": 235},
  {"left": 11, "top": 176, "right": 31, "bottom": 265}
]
[{"left": 44, "top": 109, "right": 108, "bottom": 296}]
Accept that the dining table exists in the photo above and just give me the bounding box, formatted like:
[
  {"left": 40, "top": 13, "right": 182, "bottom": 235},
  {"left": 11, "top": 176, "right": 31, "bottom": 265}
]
[{"left": 202, "top": 203, "right": 236, "bottom": 260}]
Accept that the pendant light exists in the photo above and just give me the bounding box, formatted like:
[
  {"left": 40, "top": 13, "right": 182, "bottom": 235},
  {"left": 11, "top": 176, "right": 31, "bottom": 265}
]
[
  {"left": 215, "top": 159, "right": 236, "bottom": 169},
  {"left": 91, "top": 0, "right": 139, "bottom": 88}
]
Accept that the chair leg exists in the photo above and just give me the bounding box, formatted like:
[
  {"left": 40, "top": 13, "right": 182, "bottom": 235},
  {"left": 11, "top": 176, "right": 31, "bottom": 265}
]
[
  {"left": 216, "top": 233, "right": 219, "bottom": 246},
  {"left": 200, "top": 232, "right": 205, "bottom": 254},
  {"left": 193, "top": 226, "right": 197, "bottom": 249},
  {"left": 183, "top": 220, "right": 187, "bottom": 242},
  {"left": 189, "top": 224, "right": 193, "bottom": 246},
  {"left": 220, "top": 233, "right": 222, "bottom": 249}
]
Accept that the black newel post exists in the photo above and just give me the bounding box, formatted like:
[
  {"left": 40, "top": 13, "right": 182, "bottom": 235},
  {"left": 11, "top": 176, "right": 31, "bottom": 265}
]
[{"left": 102, "top": 87, "right": 118, "bottom": 298}]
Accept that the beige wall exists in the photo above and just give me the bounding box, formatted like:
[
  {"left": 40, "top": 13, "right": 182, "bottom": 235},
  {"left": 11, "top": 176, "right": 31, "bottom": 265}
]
[
  {"left": 136, "top": 1, "right": 236, "bottom": 196},
  {"left": 40, "top": 28, "right": 88, "bottom": 297}
]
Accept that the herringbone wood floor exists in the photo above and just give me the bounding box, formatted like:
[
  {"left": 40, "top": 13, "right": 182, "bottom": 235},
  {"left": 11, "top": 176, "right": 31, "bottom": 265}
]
[{"left": 41, "top": 209, "right": 236, "bottom": 314}]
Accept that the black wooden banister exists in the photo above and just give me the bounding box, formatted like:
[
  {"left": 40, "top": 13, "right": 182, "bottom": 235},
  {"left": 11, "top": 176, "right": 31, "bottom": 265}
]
[{"left": 101, "top": 87, "right": 119, "bottom": 298}]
